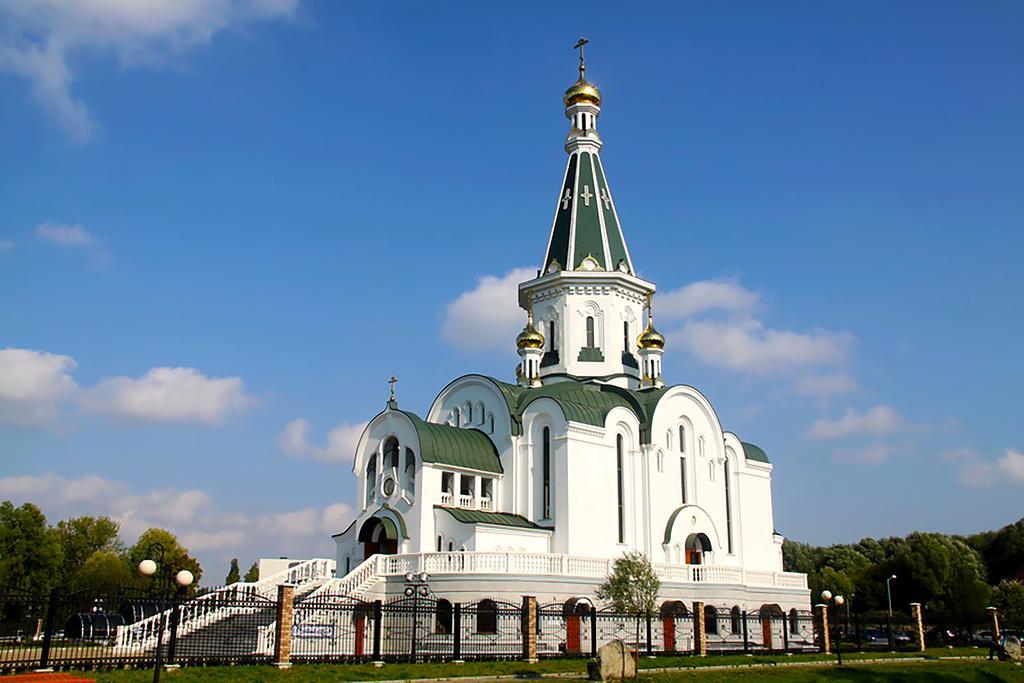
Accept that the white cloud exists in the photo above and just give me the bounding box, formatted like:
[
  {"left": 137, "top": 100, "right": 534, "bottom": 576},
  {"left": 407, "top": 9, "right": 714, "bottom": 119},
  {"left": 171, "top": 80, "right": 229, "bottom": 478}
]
[
  {"left": 0, "top": 240, "right": 14, "bottom": 253},
  {"left": 0, "top": 348, "right": 79, "bottom": 425},
  {"left": 278, "top": 417, "right": 367, "bottom": 464},
  {"left": 0, "top": 472, "right": 353, "bottom": 576},
  {"left": 658, "top": 278, "right": 759, "bottom": 320},
  {"left": 674, "top": 319, "right": 854, "bottom": 376},
  {"left": 441, "top": 267, "right": 534, "bottom": 352},
  {"left": 807, "top": 405, "right": 903, "bottom": 440},
  {"left": 35, "top": 222, "right": 94, "bottom": 247},
  {"left": 962, "top": 448, "right": 1024, "bottom": 487},
  {"left": 793, "top": 373, "right": 860, "bottom": 397},
  {"left": 0, "top": 0, "right": 300, "bottom": 142},
  {"left": 836, "top": 443, "right": 893, "bottom": 465},
  {"left": 82, "top": 367, "right": 254, "bottom": 424}
]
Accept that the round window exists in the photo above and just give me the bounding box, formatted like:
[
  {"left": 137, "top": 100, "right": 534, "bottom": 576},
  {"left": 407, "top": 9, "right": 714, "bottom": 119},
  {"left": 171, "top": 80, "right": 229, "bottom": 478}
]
[{"left": 382, "top": 477, "right": 397, "bottom": 497}]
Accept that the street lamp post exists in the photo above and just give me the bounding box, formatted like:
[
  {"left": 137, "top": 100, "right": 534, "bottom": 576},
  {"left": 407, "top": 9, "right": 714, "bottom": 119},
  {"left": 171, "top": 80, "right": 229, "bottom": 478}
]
[
  {"left": 138, "top": 543, "right": 195, "bottom": 683},
  {"left": 403, "top": 572, "right": 430, "bottom": 661},
  {"left": 821, "top": 590, "right": 845, "bottom": 666},
  {"left": 885, "top": 575, "right": 897, "bottom": 651}
]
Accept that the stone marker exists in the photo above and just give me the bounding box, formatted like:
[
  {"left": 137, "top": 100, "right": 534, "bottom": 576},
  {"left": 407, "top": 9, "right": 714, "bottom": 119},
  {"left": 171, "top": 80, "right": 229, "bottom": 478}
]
[
  {"left": 1004, "top": 635, "right": 1021, "bottom": 662},
  {"left": 587, "top": 639, "right": 636, "bottom": 680}
]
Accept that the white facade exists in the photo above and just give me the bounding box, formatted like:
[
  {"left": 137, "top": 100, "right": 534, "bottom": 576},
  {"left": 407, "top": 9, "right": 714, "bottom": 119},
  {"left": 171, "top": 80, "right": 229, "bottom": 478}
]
[{"left": 329, "top": 61, "right": 808, "bottom": 615}]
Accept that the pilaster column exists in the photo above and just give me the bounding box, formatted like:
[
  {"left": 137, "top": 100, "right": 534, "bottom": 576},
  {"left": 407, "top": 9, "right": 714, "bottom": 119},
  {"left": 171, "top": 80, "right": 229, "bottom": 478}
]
[
  {"left": 909, "top": 603, "right": 925, "bottom": 652},
  {"left": 815, "top": 603, "right": 830, "bottom": 654},
  {"left": 273, "top": 584, "right": 295, "bottom": 668},
  {"left": 693, "top": 602, "right": 707, "bottom": 656},
  {"left": 522, "top": 596, "right": 538, "bottom": 662}
]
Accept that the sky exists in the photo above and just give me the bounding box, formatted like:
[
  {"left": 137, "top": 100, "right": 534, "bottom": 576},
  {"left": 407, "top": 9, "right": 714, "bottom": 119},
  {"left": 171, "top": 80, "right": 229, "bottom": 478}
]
[{"left": 1, "top": 1, "right": 1022, "bottom": 581}]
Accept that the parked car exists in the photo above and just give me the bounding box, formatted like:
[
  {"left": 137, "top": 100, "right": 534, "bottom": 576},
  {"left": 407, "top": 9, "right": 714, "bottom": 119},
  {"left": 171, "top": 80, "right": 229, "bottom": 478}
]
[
  {"left": 859, "top": 629, "right": 889, "bottom": 645},
  {"left": 972, "top": 630, "right": 993, "bottom": 645}
]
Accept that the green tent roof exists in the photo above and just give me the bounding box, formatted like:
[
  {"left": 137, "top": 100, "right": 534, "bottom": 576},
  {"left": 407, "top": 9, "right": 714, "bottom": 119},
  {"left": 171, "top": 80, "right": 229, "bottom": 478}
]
[
  {"left": 741, "top": 442, "right": 771, "bottom": 464},
  {"left": 436, "top": 506, "right": 549, "bottom": 530},
  {"left": 399, "top": 410, "right": 502, "bottom": 474}
]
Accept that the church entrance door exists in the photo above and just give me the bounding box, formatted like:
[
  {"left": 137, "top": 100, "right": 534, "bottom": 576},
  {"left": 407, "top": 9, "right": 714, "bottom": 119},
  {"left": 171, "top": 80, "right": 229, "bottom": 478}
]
[{"left": 358, "top": 517, "right": 399, "bottom": 559}]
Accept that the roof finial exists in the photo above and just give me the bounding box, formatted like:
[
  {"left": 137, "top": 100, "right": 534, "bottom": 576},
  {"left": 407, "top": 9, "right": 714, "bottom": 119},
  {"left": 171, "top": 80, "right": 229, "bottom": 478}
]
[
  {"left": 647, "top": 292, "right": 654, "bottom": 324},
  {"left": 574, "top": 37, "right": 589, "bottom": 79},
  {"left": 388, "top": 375, "right": 398, "bottom": 404}
]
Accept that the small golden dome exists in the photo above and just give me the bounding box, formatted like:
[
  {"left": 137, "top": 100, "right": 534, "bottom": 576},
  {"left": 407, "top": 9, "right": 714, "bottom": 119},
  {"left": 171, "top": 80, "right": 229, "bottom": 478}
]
[
  {"left": 516, "top": 320, "right": 545, "bottom": 350},
  {"left": 564, "top": 77, "right": 601, "bottom": 107},
  {"left": 637, "top": 322, "right": 665, "bottom": 351}
]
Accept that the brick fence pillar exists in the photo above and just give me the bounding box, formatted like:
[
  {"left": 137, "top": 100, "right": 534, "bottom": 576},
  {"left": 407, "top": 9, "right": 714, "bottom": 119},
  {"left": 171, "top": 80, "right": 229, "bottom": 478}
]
[
  {"left": 909, "top": 603, "right": 925, "bottom": 652},
  {"left": 815, "top": 604, "right": 830, "bottom": 655},
  {"left": 987, "top": 606, "right": 1001, "bottom": 640},
  {"left": 522, "top": 596, "right": 537, "bottom": 662},
  {"left": 693, "top": 602, "right": 706, "bottom": 656},
  {"left": 274, "top": 584, "right": 295, "bottom": 669}
]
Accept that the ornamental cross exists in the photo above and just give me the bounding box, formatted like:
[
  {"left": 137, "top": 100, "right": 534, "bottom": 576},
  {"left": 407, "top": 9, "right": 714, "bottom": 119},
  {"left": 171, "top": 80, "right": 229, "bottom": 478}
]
[
  {"left": 580, "top": 184, "right": 593, "bottom": 206},
  {"left": 388, "top": 376, "right": 398, "bottom": 402},
  {"left": 561, "top": 187, "right": 572, "bottom": 210},
  {"left": 574, "top": 37, "right": 589, "bottom": 78},
  {"left": 600, "top": 186, "right": 612, "bottom": 210}
]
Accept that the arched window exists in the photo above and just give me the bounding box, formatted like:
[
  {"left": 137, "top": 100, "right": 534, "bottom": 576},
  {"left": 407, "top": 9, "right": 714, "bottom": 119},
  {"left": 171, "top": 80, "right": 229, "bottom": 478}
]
[
  {"left": 476, "top": 599, "right": 497, "bottom": 634},
  {"left": 452, "top": 407, "right": 460, "bottom": 427},
  {"left": 488, "top": 414, "right": 494, "bottom": 433},
  {"left": 623, "top": 321, "right": 630, "bottom": 352},
  {"left": 548, "top": 320, "right": 556, "bottom": 351},
  {"left": 616, "top": 434, "right": 625, "bottom": 544},
  {"left": 679, "top": 456, "right": 687, "bottom": 504},
  {"left": 405, "top": 448, "right": 416, "bottom": 496},
  {"left": 436, "top": 535, "right": 442, "bottom": 552},
  {"left": 436, "top": 599, "right": 453, "bottom": 635},
  {"left": 477, "top": 402, "right": 486, "bottom": 425},
  {"left": 730, "top": 606, "right": 742, "bottom": 635},
  {"left": 364, "top": 458, "right": 377, "bottom": 508},
  {"left": 447, "top": 541, "right": 454, "bottom": 552},
  {"left": 466, "top": 403, "right": 473, "bottom": 423},
  {"left": 586, "top": 316, "right": 596, "bottom": 348},
  {"left": 679, "top": 426, "right": 686, "bottom": 453},
  {"left": 542, "top": 426, "right": 552, "bottom": 519},
  {"left": 724, "top": 459, "right": 733, "bottom": 554},
  {"left": 704, "top": 605, "right": 718, "bottom": 635},
  {"left": 382, "top": 437, "right": 399, "bottom": 471},
  {"left": 789, "top": 608, "right": 800, "bottom": 633},
  {"left": 698, "top": 435, "right": 705, "bottom": 457}
]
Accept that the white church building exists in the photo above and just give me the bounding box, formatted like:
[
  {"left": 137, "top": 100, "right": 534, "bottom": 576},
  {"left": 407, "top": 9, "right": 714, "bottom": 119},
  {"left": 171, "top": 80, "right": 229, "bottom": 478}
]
[{"left": 329, "top": 53, "right": 809, "bottom": 615}]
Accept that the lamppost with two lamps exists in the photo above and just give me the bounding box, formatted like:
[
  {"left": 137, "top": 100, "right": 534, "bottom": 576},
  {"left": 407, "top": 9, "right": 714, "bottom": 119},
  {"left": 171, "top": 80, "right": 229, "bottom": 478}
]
[
  {"left": 885, "top": 574, "right": 897, "bottom": 650},
  {"left": 137, "top": 543, "right": 195, "bottom": 683},
  {"left": 404, "top": 572, "right": 430, "bottom": 660},
  {"left": 820, "top": 590, "right": 845, "bottom": 666}
]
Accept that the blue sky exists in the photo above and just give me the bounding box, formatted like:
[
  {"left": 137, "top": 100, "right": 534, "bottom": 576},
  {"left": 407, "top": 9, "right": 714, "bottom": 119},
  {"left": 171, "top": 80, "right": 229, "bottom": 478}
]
[{"left": 1, "top": 1, "right": 1022, "bottom": 578}]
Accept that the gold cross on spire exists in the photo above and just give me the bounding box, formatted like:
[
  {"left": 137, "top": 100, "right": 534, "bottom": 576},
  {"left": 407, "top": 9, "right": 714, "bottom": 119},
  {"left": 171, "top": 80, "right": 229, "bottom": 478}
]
[
  {"left": 388, "top": 375, "right": 398, "bottom": 402},
  {"left": 574, "top": 37, "right": 589, "bottom": 78}
]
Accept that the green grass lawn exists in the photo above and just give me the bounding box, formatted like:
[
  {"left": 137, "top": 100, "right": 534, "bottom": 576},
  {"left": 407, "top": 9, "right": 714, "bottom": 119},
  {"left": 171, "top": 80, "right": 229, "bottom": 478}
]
[{"left": 68, "top": 648, "right": 1019, "bottom": 682}]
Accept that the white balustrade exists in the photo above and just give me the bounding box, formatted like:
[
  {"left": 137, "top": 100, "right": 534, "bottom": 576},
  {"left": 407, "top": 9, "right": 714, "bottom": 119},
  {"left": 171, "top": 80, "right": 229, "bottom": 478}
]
[
  {"left": 440, "top": 492, "right": 452, "bottom": 506},
  {"left": 479, "top": 497, "right": 493, "bottom": 511},
  {"left": 457, "top": 494, "right": 475, "bottom": 508}
]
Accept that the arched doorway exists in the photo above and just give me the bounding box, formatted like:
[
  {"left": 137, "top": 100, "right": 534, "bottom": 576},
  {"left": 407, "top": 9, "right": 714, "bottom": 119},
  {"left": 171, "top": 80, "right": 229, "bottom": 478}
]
[
  {"left": 684, "top": 533, "right": 712, "bottom": 565},
  {"left": 358, "top": 517, "right": 398, "bottom": 558},
  {"left": 759, "top": 604, "right": 783, "bottom": 649}
]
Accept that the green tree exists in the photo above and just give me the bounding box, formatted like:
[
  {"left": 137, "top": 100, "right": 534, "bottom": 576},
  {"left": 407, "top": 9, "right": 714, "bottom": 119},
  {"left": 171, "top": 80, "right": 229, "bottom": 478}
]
[
  {"left": 55, "top": 515, "right": 122, "bottom": 583},
  {"left": 70, "top": 550, "right": 134, "bottom": 593},
  {"left": 992, "top": 579, "right": 1024, "bottom": 628},
  {"left": 0, "top": 501, "right": 63, "bottom": 593},
  {"left": 976, "top": 519, "right": 1024, "bottom": 585},
  {"left": 782, "top": 540, "right": 819, "bottom": 575},
  {"left": 225, "top": 558, "right": 240, "bottom": 585},
  {"left": 597, "top": 551, "right": 661, "bottom": 649},
  {"left": 243, "top": 562, "right": 259, "bottom": 583},
  {"left": 125, "top": 528, "right": 203, "bottom": 591}
]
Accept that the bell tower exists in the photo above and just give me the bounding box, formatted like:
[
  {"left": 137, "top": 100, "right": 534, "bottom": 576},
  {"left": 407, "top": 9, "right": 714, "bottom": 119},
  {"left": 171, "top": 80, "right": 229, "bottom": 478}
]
[{"left": 517, "top": 40, "right": 659, "bottom": 390}]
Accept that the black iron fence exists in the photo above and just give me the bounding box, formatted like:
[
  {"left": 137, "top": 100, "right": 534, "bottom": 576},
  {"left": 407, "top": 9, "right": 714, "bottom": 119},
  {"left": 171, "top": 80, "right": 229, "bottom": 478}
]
[{"left": 0, "top": 585, "right": 1003, "bottom": 672}]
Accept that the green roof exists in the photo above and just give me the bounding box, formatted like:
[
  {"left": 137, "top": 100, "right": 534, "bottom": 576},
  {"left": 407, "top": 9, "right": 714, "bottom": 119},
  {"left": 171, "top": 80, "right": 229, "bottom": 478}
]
[
  {"left": 543, "top": 151, "right": 634, "bottom": 275},
  {"left": 483, "top": 377, "right": 668, "bottom": 444},
  {"left": 741, "top": 442, "right": 771, "bottom": 464},
  {"left": 399, "top": 410, "right": 503, "bottom": 474},
  {"left": 435, "top": 506, "right": 549, "bottom": 530}
]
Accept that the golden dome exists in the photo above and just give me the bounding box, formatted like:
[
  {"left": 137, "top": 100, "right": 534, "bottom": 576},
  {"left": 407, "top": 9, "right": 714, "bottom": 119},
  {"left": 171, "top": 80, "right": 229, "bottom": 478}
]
[
  {"left": 516, "top": 317, "right": 545, "bottom": 350},
  {"left": 637, "top": 322, "right": 665, "bottom": 351},
  {"left": 564, "top": 77, "right": 601, "bottom": 107}
]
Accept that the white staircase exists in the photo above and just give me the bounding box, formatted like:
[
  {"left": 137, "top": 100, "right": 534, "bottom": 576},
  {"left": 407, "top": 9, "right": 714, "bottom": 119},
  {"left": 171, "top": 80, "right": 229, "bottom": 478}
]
[
  {"left": 298, "top": 555, "right": 383, "bottom": 601},
  {"left": 115, "top": 558, "right": 336, "bottom": 653}
]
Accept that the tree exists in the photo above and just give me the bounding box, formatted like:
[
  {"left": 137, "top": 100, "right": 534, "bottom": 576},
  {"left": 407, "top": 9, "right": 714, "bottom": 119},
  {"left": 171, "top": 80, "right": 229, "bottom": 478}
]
[
  {"left": 71, "top": 550, "right": 134, "bottom": 593},
  {"left": 243, "top": 562, "right": 259, "bottom": 583},
  {"left": 225, "top": 558, "right": 240, "bottom": 585},
  {"left": 992, "top": 580, "right": 1024, "bottom": 629},
  {"left": 125, "top": 528, "right": 203, "bottom": 591},
  {"left": 0, "top": 501, "right": 63, "bottom": 593},
  {"left": 55, "top": 515, "right": 122, "bottom": 584},
  {"left": 597, "top": 551, "right": 661, "bottom": 649}
]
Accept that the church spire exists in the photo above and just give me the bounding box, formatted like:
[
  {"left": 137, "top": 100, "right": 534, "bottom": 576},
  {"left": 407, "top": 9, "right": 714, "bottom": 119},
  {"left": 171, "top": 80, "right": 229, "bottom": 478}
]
[{"left": 542, "top": 40, "right": 634, "bottom": 277}]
